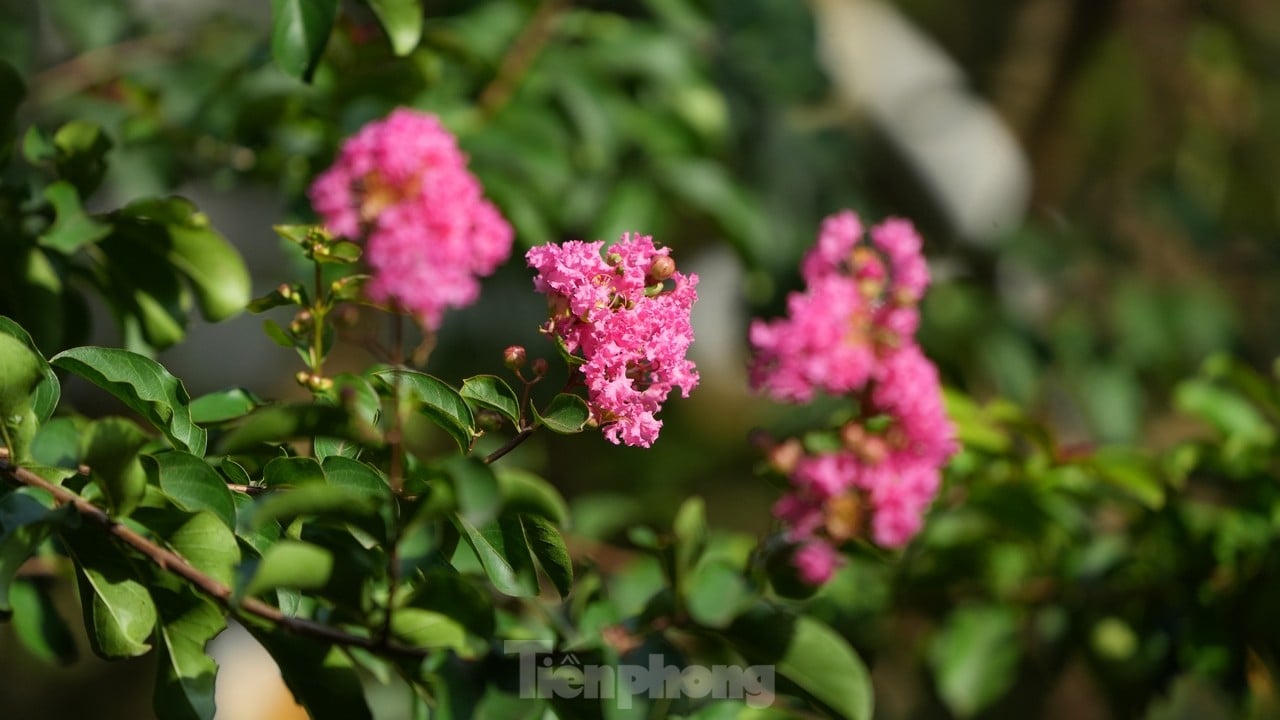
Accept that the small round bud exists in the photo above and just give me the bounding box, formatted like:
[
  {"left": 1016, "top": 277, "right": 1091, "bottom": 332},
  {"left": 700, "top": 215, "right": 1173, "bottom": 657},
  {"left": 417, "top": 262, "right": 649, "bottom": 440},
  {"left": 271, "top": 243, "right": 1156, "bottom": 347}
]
[
  {"left": 503, "top": 345, "right": 527, "bottom": 370},
  {"left": 647, "top": 255, "right": 676, "bottom": 282},
  {"left": 767, "top": 438, "right": 804, "bottom": 475},
  {"left": 294, "top": 370, "right": 310, "bottom": 387},
  {"left": 532, "top": 358, "right": 549, "bottom": 377}
]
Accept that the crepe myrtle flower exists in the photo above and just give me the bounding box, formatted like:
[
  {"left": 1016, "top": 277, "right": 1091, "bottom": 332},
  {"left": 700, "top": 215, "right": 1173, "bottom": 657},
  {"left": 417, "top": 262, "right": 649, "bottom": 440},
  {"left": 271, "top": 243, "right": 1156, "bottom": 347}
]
[
  {"left": 527, "top": 233, "right": 699, "bottom": 448},
  {"left": 309, "top": 108, "right": 513, "bottom": 331}
]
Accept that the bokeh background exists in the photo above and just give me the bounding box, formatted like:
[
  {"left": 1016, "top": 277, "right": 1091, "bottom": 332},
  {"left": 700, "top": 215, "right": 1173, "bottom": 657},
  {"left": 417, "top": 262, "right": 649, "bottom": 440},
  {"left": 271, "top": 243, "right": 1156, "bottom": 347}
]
[{"left": 3, "top": 0, "right": 1280, "bottom": 718}]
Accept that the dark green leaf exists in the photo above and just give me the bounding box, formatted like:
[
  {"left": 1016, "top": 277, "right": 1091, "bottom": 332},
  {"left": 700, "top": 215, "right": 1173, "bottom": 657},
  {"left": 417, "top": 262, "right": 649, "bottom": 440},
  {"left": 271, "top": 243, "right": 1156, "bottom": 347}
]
[
  {"left": 0, "top": 316, "right": 60, "bottom": 424},
  {"left": 442, "top": 456, "right": 500, "bottom": 527},
  {"left": 80, "top": 417, "right": 150, "bottom": 517},
  {"left": 250, "top": 484, "right": 380, "bottom": 528},
  {"left": 247, "top": 625, "right": 373, "bottom": 720},
  {"left": 145, "top": 452, "right": 236, "bottom": 530},
  {"left": 532, "top": 393, "right": 590, "bottom": 434},
  {"left": 368, "top": 0, "right": 423, "bottom": 55},
  {"left": 724, "top": 606, "right": 873, "bottom": 720},
  {"left": 190, "top": 388, "right": 259, "bottom": 424},
  {"left": 9, "top": 579, "right": 78, "bottom": 665},
  {"left": 262, "top": 456, "right": 326, "bottom": 488},
  {"left": 52, "top": 120, "right": 113, "bottom": 195},
  {"left": 62, "top": 525, "right": 158, "bottom": 659},
  {"left": 928, "top": 605, "right": 1020, "bottom": 718},
  {"left": 0, "top": 487, "right": 62, "bottom": 613},
  {"left": 460, "top": 375, "right": 522, "bottom": 427},
  {"left": 152, "top": 587, "right": 224, "bottom": 720},
  {"left": 519, "top": 514, "right": 572, "bottom": 598},
  {"left": 51, "top": 347, "right": 206, "bottom": 455},
  {"left": 452, "top": 513, "right": 538, "bottom": 597},
  {"left": 244, "top": 540, "right": 333, "bottom": 596},
  {"left": 673, "top": 496, "right": 707, "bottom": 583},
  {"left": 495, "top": 468, "right": 568, "bottom": 525},
  {"left": 270, "top": 0, "right": 339, "bottom": 81},
  {"left": 377, "top": 370, "right": 475, "bottom": 452},
  {"left": 320, "top": 455, "right": 390, "bottom": 499},
  {"left": 219, "top": 403, "right": 376, "bottom": 454},
  {"left": 685, "top": 559, "right": 751, "bottom": 629},
  {"left": 0, "top": 59, "right": 23, "bottom": 156}
]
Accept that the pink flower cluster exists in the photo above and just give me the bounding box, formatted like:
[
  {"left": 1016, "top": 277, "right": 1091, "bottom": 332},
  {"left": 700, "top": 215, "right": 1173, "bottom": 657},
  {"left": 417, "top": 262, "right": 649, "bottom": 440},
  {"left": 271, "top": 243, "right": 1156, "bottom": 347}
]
[
  {"left": 527, "top": 234, "right": 699, "bottom": 448},
  {"left": 750, "top": 211, "right": 956, "bottom": 586},
  {"left": 309, "top": 108, "right": 513, "bottom": 331}
]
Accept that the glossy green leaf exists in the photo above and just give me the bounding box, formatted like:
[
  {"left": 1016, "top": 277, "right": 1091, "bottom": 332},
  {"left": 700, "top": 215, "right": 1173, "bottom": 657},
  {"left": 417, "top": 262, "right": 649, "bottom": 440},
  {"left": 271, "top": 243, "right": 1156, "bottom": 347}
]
[
  {"left": 62, "top": 525, "right": 158, "bottom": 659},
  {"left": 38, "top": 182, "right": 111, "bottom": 254},
  {"left": 9, "top": 579, "right": 78, "bottom": 665},
  {"left": 724, "top": 606, "right": 873, "bottom": 720},
  {"left": 145, "top": 452, "right": 236, "bottom": 530},
  {"left": 152, "top": 587, "right": 224, "bottom": 720},
  {"left": 51, "top": 347, "right": 206, "bottom": 455},
  {"left": 190, "top": 388, "right": 259, "bottom": 425},
  {"left": 320, "top": 456, "right": 390, "bottom": 499},
  {"left": 368, "top": 0, "right": 422, "bottom": 55},
  {"left": 519, "top": 513, "right": 572, "bottom": 598},
  {"left": 80, "top": 417, "right": 151, "bottom": 518},
  {"left": 495, "top": 468, "right": 569, "bottom": 525},
  {"left": 0, "top": 317, "right": 60, "bottom": 424},
  {"left": 532, "top": 393, "right": 590, "bottom": 434},
  {"left": 262, "top": 456, "right": 326, "bottom": 488},
  {"left": 140, "top": 509, "right": 241, "bottom": 588},
  {"left": 115, "top": 197, "right": 251, "bottom": 322},
  {"left": 245, "top": 540, "right": 333, "bottom": 596},
  {"left": 389, "top": 607, "right": 469, "bottom": 653},
  {"left": 247, "top": 626, "right": 373, "bottom": 720},
  {"left": 928, "top": 605, "right": 1020, "bottom": 718},
  {"left": 452, "top": 513, "right": 538, "bottom": 598},
  {"left": 270, "top": 0, "right": 338, "bottom": 81},
  {"left": 460, "top": 374, "right": 522, "bottom": 427},
  {"left": 0, "top": 331, "right": 43, "bottom": 417},
  {"left": 377, "top": 370, "right": 475, "bottom": 452}
]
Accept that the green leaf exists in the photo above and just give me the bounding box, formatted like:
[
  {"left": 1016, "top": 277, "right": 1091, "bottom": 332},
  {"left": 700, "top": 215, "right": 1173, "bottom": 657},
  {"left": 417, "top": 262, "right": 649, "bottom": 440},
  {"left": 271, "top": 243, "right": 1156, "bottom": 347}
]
[
  {"left": 495, "top": 468, "right": 568, "bottom": 525},
  {"left": 519, "top": 514, "right": 572, "bottom": 598},
  {"left": 321, "top": 455, "right": 390, "bottom": 499},
  {"left": 52, "top": 120, "right": 113, "bottom": 195},
  {"left": 270, "top": 0, "right": 339, "bottom": 81},
  {"left": 724, "top": 606, "right": 873, "bottom": 720},
  {"left": 0, "top": 331, "right": 43, "bottom": 417},
  {"left": 673, "top": 496, "right": 707, "bottom": 583},
  {"left": 9, "top": 579, "right": 78, "bottom": 665},
  {"left": 80, "top": 417, "right": 151, "bottom": 517},
  {"left": 377, "top": 370, "right": 475, "bottom": 452},
  {"left": 250, "top": 484, "right": 380, "bottom": 528},
  {"left": 263, "top": 456, "right": 326, "bottom": 488},
  {"left": 452, "top": 513, "right": 538, "bottom": 597},
  {"left": 442, "top": 456, "right": 501, "bottom": 527},
  {"left": 62, "top": 525, "right": 158, "bottom": 659},
  {"left": 685, "top": 559, "right": 752, "bottom": 629},
  {"left": 389, "top": 607, "right": 469, "bottom": 653},
  {"left": 1176, "top": 379, "right": 1275, "bottom": 445},
  {"left": 152, "top": 587, "right": 224, "bottom": 720},
  {"left": 219, "top": 403, "right": 376, "bottom": 455},
  {"left": 115, "top": 197, "right": 251, "bottom": 322},
  {"left": 460, "top": 374, "right": 522, "bottom": 427},
  {"left": 0, "top": 488, "right": 63, "bottom": 613},
  {"left": 190, "top": 388, "right": 259, "bottom": 424},
  {"left": 532, "top": 393, "right": 590, "bottom": 434},
  {"left": 0, "top": 316, "right": 60, "bottom": 424},
  {"left": 247, "top": 626, "right": 373, "bottom": 720},
  {"left": 245, "top": 540, "right": 333, "bottom": 596},
  {"left": 139, "top": 509, "right": 241, "bottom": 588},
  {"left": 928, "top": 605, "right": 1020, "bottom": 718},
  {"left": 39, "top": 182, "right": 111, "bottom": 254},
  {"left": 146, "top": 452, "right": 236, "bottom": 530},
  {"left": 51, "top": 347, "right": 206, "bottom": 455},
  {"left": 368, "top": 0, "right": 423, "bottom": 55}
]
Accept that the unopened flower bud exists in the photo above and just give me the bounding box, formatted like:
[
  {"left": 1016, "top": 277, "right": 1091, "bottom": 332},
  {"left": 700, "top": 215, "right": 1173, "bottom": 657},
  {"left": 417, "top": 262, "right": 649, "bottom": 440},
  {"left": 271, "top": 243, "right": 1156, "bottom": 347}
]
[
  {"left": 647, "top": 255, "right": 676, "bottom": 282},
  {"left": 768, "top": 438, "right": 804, "bottom": 475},
  {"left": 294, "top": 370, "right": 310, "bottom": 387},
  {"left": 503, "top": 345, "right": 527, "bottom": 370},
  {"left": 532, "top": 358, "right": 549, "bottom": 377}
]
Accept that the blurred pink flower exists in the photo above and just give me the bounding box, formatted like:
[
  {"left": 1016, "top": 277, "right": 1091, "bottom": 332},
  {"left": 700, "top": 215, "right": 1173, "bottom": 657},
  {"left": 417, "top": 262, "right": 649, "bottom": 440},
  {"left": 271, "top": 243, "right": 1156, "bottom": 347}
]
[
  {"left": 793, "top": 541, "right": 842, "bottom": 586},
  {"left": 309, "top": 108, "right": 513, "bottom": 330},
  {"left": 527, "top": 234, "right": 699, "bottom": 447}
]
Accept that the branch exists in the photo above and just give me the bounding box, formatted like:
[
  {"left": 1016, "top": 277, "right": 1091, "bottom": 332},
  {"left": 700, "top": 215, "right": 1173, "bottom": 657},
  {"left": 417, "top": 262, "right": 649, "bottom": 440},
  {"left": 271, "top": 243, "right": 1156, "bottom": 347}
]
[
  {"left": 0, "top": 456, "right": 431, "bottom": 660},
  {"left": 483, "top": 427, "right": 535, "bottom": 464},
  {"left": 477, "top": 0, "right": 570, "bottom": 117}
]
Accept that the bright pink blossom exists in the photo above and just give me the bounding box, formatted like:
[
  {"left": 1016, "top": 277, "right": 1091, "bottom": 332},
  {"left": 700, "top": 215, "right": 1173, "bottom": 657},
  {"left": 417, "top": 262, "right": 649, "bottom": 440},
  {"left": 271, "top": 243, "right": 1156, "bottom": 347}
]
[
  {"left": 527, "top": 234, "right": 699, "bottom": 448},
  {"left": 793, "top": 541, "right": 842, "bottom": 586},
  {"left": 309, "top": 108, "right": 513, "bottom": 330}
]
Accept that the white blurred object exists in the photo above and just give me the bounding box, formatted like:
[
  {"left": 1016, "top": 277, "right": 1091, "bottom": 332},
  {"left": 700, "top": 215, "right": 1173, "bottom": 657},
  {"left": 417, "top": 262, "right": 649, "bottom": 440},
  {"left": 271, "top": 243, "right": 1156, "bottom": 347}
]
[{"left": 811, "top": 0, "right": 1031, "bottom": 242}]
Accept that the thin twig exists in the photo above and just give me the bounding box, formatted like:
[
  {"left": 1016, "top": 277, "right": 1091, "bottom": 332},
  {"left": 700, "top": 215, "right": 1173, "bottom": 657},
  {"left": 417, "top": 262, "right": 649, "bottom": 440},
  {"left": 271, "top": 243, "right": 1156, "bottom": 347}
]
[
  {"left": 477, "top": 0, "right": 570, "bottom": 117},
  {"left": 482, "top": 427, "right": 535, "bottom": 465},
  {"left": 0, "top": 458, "right": 430, "bottom": 659}
]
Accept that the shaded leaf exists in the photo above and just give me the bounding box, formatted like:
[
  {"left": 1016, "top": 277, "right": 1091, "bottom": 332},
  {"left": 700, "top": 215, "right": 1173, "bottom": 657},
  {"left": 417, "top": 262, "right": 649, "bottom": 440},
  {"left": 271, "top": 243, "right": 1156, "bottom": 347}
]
[
  {"left": 0, "top": 316, "right": 60, "bottom": 424},
  {"left": 452, "top": 513, "right": 538, "bottom": 598},
  {"left": 460, "top": 375, "right": 521, "bottom": 427},
  {"left": 146, "top": 452, "right": 236, "bottom": 530},
  {"left": 62, "top": 525, "right": 158, "bottom": 659},
  {"left": 270, "top": 0, "right": 339, "bottom": 81},
  {"left": 495, "top": 468, "right": 568, "bottom": 525},
  {"left": 519, "top": 514, "right": 572, "bottom": 598},
  {"left": 533, "top": 393, "right": 590, "bottom": 434},
  {"left": 247, "top": 625, "right": 373, "bottom": 720},
  {"left": 9, "top": 579, "right": 78, "bottom": 665},
  {"left": 368, "top": 0, "right": 423, "bottom": 55},
  {"left": 377, "top": 370, "right": 475, "bottom": 452},
  {"left": 152, "top": 587, "right": 224, "bottom": 720}
]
